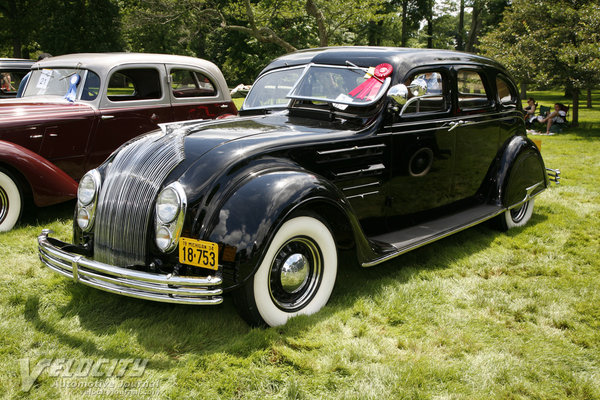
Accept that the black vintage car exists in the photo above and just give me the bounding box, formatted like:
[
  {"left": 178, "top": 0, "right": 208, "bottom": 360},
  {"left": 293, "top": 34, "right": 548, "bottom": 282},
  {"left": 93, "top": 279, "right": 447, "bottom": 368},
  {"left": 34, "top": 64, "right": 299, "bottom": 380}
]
[{"left": 39, "top": 47, "right": 559, "bottom": 326}]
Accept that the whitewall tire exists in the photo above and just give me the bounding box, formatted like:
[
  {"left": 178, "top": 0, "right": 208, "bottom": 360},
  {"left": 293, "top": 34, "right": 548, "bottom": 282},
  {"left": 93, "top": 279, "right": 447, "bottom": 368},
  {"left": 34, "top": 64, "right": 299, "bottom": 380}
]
[
  {"left": 235, "top": 216, "right": 338, "bottom": 327},
  {"left": 499, "top": 199, "right": 535, "bottom": 230},
  {"left": 0, "top": 168, "right": 23, "bottom": 232}
]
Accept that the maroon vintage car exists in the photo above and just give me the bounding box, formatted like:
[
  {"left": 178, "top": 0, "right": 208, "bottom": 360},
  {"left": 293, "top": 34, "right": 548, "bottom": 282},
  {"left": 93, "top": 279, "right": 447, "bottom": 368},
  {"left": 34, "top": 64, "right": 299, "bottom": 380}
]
[{"left": 0, "top": 53, "right": 237, "bottom": 231}]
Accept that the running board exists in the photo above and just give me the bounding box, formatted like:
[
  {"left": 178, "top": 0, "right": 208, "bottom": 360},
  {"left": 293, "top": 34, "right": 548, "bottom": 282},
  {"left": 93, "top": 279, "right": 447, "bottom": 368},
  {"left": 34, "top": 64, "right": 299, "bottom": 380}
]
[{"left": 363, "top": 204, "right": 505, "bottom": 267}]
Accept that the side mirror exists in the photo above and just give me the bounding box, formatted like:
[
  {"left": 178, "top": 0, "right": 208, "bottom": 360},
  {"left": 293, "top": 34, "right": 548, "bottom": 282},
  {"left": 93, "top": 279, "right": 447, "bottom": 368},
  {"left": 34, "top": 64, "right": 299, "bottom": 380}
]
[
  {"left": 387, "top": 84, "right": 409, "bottom": 106},
  {"left": 409, "top": 78, "right": 428, "bottom": 97}
]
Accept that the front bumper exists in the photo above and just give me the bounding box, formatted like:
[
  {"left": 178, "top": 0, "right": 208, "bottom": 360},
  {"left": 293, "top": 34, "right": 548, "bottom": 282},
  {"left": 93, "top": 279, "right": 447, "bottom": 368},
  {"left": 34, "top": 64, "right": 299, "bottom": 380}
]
[{"left": 38, "top": 230, "right": 223, "bottom": 305}]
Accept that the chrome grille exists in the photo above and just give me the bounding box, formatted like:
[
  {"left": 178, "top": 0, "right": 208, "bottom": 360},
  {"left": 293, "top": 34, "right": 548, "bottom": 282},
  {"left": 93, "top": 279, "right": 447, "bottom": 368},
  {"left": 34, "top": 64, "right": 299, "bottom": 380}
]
[{"left": 94, "top": 132, "right": 185, "bottom": 267}]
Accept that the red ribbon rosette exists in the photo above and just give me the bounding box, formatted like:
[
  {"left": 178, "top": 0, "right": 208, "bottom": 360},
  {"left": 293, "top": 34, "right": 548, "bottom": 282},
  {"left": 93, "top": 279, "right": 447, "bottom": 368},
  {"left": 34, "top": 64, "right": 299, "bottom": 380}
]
[{"left": 348, "top": 63, "right": 393, "bottom": 100}]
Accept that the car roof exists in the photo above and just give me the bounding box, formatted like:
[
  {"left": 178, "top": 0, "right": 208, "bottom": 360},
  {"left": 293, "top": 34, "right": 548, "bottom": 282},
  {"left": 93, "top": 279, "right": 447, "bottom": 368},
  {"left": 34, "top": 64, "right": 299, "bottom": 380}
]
[
  {"left": 0, "top": 58, "right": 35, "bottom": 69},
  {"left": 260, "top": 46, "right": 507, "bottom": 79},
  {"left": 32, "top": 52, "right": 223, "bottom": 77}
]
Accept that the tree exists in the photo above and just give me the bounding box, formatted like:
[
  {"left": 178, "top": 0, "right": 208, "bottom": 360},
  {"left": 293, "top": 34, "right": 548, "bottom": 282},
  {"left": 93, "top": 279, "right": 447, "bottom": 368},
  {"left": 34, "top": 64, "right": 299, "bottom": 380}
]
[
  {"left": 0, "top": 0, "right": 40, "bottom": 57},
  {"left": 480, "top": 0, "right": 600, "bottom": 126}
]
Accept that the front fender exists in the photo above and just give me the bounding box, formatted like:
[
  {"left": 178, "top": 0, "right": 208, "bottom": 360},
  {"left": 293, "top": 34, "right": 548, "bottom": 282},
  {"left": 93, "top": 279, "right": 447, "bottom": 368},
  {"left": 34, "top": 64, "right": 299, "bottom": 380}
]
[
  {"left": 201, "top": 170, "right": 374, "bottom": 289},
  {"left": 0, "top": 140, "right": 78, "bottom": 206},
  {"left": 493, "top": 135, "right": 548, "bottom": 207}
]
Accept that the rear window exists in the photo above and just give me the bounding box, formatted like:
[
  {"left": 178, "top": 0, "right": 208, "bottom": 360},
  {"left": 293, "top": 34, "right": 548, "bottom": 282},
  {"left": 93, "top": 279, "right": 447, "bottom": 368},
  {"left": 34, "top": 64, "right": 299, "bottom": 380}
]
[
  {"left": 457, "top": 70, "right": 491, "bottom": 110},
  {"left": 171, "top": 69, "right": 217, "bottom": 98}
]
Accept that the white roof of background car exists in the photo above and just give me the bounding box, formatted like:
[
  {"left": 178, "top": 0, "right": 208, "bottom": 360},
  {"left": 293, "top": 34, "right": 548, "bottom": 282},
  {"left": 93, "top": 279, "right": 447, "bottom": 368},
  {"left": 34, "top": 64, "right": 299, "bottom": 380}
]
[{"left": 32, "top": 52, "right": 224, "bottom": 79}]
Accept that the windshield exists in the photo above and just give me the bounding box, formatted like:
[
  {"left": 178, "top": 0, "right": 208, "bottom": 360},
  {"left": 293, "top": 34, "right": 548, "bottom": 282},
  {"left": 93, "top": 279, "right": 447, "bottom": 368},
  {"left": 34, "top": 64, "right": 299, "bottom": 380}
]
[
  {"left": 287, "top": 64, "right": 392, "bottom": 107},
  {"left": 242, "top": 66, "right": 304, "bottom": 110},
  {"left": 22, "top": 68, "right": 100, "bottom": 101}
]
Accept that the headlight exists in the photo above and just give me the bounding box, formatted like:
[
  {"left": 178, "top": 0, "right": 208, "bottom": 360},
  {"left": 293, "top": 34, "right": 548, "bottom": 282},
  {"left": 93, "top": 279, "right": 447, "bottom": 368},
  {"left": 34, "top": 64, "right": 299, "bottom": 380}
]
[
  {"left": 156, "top": 187, "right": 180, "bottom": 223},
  {"left": 78, "top": 171, "right": 99, "bottom": 205},
  {"left": 77, "top": 169, "right": 101, "bottom": 232},
  {"left": 154, "top": 182, "right": 187, "bottom": 253}
]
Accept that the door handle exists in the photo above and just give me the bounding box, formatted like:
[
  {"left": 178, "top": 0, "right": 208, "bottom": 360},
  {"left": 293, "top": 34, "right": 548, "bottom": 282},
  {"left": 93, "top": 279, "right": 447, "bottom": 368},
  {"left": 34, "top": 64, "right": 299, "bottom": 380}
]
[
  {"left": 150, "top": 113, "right": 159, "bottom": 123},
  {"left": 219, "top": 104, "right": 230, "bottom": 109},
  {"left": 445, "top": 120, "right": 472, "bottom": 132},
  {"left": 29, "top": 134, "right": 43, "bottom": 139},
  {"left": 101, "top": 115, "right": 114, "bottom": 120}
]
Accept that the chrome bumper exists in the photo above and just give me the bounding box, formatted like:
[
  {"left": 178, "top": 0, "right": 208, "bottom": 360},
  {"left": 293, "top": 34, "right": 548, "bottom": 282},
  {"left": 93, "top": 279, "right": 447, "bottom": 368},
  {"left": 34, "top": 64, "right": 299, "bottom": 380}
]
[
  {"left": 546, "top": 168, "right": 561, "bottom": 185},
  {"left": 38, "top": 230, "right": 223, "bottom": 305}
]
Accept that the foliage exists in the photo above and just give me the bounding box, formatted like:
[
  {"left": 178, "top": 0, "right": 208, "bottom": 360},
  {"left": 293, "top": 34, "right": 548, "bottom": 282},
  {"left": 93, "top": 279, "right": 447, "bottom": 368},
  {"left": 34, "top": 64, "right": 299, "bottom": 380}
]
[
  {"left": 1, "top": 92, "right": 599, "bottom": 399},
  {"left": 480, "top": 0, "right": 600, "bottom": 125}
]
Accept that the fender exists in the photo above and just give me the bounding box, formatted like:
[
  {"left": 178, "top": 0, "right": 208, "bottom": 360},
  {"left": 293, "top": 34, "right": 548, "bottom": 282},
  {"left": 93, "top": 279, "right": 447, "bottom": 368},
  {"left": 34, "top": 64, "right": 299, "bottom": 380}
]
[
  {"left": 201, "top": 169, "right": 378, "bottom": 289},
  {"left": 0, "top": 140, "right": 78, "bottom": 207},
  {"left": 485, "top": 135, "right": 548, "bottom": 208}
]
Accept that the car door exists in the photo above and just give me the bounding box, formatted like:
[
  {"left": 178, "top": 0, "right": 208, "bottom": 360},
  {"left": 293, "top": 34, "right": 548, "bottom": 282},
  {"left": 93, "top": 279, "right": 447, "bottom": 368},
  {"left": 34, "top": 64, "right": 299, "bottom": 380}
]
[
  {"left": 384, "top": 68, "right": 455, "bottom": 227},
  {"left": 449, "top": 67, "right": 501, "bottom": 203},
  {"left": 87, "top": 65, "right": 174, "bottom": 170},
  {"left": 167, "top": 65, "right": 236, "bottom": 121}
]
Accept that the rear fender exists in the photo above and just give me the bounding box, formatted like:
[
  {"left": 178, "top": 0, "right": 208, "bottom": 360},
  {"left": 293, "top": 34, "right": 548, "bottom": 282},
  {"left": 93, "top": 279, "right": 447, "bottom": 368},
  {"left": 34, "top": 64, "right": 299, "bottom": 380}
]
[
  {"left": 0, "top": 140, "right": 77, "bottom": 207},
  {"left": 202, "top": 170, "right": 376, "bottom": 288},
  {"left": 489, "top": 135, "right": 548, "bottom": 207}
]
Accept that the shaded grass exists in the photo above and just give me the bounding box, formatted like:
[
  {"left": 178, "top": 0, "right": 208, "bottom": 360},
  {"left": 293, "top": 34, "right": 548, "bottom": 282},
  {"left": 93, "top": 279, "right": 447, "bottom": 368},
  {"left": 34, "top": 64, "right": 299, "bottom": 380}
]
[{"left": 0, "top": 91, "right": 599, "bottom": 399}]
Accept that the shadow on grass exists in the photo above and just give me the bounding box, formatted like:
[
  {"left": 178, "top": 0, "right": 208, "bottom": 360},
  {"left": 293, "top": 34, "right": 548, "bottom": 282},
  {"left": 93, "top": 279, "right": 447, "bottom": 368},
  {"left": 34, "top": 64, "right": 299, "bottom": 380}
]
[
  {"left": 22, "top": 211, "right": 547, "bottom": 366},
  {"left": 19, "top": 200, "right": 76, "bottom": 227}
]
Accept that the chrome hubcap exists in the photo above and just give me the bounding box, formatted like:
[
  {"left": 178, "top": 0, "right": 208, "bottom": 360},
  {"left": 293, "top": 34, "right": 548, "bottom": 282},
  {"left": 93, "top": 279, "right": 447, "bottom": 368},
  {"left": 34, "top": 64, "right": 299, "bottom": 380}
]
[
  {"left": 0, "top": 186, "right": 8, "bottom": 224},
  {"left": 510, "top": 201, "right": 529, "bottom": 223},
  {"left": 268, "top": 237, "right": 323, "bottom": 312},
  {"left": 280, "top": 253, "right": 310, "bottom": 293}
]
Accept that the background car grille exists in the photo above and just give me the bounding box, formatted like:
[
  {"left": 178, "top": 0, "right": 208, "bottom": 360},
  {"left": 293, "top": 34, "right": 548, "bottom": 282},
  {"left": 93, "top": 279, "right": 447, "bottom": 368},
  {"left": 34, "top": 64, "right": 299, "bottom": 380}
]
[{"left": 94, "top": 132, "right": 185, "bottom": 267}]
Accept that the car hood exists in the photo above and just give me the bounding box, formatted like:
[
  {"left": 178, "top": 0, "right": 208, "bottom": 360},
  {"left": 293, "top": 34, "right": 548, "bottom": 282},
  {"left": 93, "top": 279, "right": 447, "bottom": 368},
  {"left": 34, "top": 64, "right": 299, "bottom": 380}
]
[
  {"left": 167, "top": 111, "right": 376, "bottom": 203},
  {"left": 0, "top": 97, "right": 95, "bottom": 120}
]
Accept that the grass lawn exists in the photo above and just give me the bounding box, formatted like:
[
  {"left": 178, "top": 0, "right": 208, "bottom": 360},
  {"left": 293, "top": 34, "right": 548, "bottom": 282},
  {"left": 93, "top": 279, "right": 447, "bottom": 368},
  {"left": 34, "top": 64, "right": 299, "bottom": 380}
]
[{"left": 1, "top": 91, "right": 599, "bottom": 399}]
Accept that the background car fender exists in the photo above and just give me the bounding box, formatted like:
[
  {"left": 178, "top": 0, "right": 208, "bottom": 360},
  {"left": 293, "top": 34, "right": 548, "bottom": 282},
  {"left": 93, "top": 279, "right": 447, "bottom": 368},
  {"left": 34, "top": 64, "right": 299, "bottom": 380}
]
[
  {"left": 0, "top": 140, "right": 78, "bottom": 207},
  {"left": 485, "top": 135, "right": 548, "bottom": 208},
  {"left": 201, "top": 169, "right": 378, "bottom": 289}
]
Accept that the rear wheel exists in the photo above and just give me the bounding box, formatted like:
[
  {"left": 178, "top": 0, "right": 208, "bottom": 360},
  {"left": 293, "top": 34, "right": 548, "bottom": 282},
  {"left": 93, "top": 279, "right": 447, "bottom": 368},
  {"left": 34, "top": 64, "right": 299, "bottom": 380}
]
[
  {"left": 497, "top": 199, "right": 535, "bottom": 231},
  {"left": 233, "top": 216, "right": 337, "bottom": 327},
  {"left": 0, "top": 168, "right": 24, "bottom": 232}
]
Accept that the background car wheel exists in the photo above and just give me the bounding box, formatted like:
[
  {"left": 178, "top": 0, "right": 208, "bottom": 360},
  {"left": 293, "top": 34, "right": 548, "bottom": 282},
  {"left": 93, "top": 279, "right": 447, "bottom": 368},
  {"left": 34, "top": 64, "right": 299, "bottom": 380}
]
[
  {"left": 233, "top": 216, "right": 338, "bottom": 327},
  {"left": 497, "top": 199, "right": 535, "bottom": 231},
  {"left": 0, "top": 168, "right": 24, "bottom": 232}
]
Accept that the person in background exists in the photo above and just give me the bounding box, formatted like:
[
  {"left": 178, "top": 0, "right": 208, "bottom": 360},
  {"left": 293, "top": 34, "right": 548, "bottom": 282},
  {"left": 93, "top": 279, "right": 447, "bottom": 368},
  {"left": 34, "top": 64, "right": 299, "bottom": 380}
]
[
  {"left": 1, "top": 72, "right": 15, "bottom": 91},
  {"left": 538, "top": 103, "right": 568, "bottom": 135},
  {"left": 524, "top": 97, "right": 537, "bottom": 127},
  {"left": 16, "top": 52, "right": 52, "bottom": 97}
]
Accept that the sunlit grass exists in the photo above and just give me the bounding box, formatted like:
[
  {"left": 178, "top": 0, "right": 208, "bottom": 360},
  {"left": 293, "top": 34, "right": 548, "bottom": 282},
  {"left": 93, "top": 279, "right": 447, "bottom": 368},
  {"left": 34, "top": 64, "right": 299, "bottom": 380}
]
[{"left": 0, "top": 91, "right": 599, "bottom": 399}]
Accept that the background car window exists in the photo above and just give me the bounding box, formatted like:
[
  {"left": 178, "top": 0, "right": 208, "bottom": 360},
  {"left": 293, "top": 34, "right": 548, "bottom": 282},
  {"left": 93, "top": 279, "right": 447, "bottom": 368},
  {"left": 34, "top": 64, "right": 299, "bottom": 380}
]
[
  {"left": 496, "top": 75, "right": 517, "bottom": 106},
  {"left": 0, "top": 70, "right": 28, "bottom": 95},
  {"left": 171, "top": 69, "right": 217, "bottom": 98},
  {"left": 107, "top": 68, "right": 161, "bottom": 101},
  {"left": 457, "top": 70, "right": 491, "bottom": 109},
  {"left": 402, "top": 71, "right": 448, "bottom": 114},
  {"left": 81, "top": 71, "right": 100, "bottom": 101}
]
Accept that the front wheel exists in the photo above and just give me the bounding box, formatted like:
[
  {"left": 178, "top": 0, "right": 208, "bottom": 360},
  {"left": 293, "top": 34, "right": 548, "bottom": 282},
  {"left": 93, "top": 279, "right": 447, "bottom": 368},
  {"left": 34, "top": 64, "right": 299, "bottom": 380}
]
[
  {"left": 233, "top": 216, "right": 338, "bottom": 327},
  {"left": 497, "top": 199, "right": 535, "bottom": 231},
  {"left": 0, "top": 168, "right": 24, "bottom": 232}
]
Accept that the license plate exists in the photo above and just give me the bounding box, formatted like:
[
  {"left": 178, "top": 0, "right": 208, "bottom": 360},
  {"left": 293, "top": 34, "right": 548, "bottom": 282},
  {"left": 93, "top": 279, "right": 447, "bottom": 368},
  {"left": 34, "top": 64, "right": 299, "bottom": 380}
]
[{"left": 179, "top": 238, "right": 219, "bottom": 270}]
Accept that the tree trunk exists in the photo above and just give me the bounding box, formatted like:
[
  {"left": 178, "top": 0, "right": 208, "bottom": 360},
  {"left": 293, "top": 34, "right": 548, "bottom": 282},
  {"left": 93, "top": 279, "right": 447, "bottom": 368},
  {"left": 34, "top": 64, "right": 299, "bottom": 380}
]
[
  {"left": 12, "top": 37, "right": 22, "bottom": 58},
  {"left": 465, "top": 3, "right": 482, "bottom": 52},
  {"left": 427, "top": 17, "right": 433, "bottom": 48},
  {"left": 571, "top": 89, "right": 579, "bottom": 127},
  {"left": 401, "top": 0, "right": 409, "bottom": 47},
  {"left": 306, "top": 0, "right": 328, "bottom": 47},
  {"left": 587, "top": 89, "right": 592, "bottom": 108},
  {"left": 456, "top": 0, "right": 465, "bottom": 50},
  {"left": 520, "top": 83, "right": 527, "bottom": 99}
]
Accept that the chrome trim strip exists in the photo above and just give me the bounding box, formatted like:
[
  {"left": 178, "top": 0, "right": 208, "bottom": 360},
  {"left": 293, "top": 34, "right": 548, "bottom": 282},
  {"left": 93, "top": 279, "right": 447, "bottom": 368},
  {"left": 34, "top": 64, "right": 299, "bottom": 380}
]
[
  {"left": 342, "top": 181, "right": 380, "bottom": 191},
  {"left": 362, "top": 208, "right": 506, "bottom": 267},
  {"left": 317, "top": 143, "right": 386, "bottom": 155},
  {"left": 38, "top": 231, "right": 223, "bottom": 305},
  {"left": 335, "top": 163, "right": 385, "bottom": 177},
  {"left": 507, "top": 181, "right": 545, "bottom": 210},
  {"left": 346, "top": 191, "right": 379, "bottom": 200}
]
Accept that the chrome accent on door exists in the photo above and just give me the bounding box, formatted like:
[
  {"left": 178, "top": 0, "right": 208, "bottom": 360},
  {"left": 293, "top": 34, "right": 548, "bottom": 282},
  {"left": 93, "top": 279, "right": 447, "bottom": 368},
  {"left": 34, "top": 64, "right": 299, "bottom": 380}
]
[
  {"left": 334, "top": 163, "right": 385, "bottom": 178},
  {"left": 94, "top": 132, "right": 185, "bottom": 267},
  {"left": 317, "top": 144, "right": 386, "bottom": 156}
]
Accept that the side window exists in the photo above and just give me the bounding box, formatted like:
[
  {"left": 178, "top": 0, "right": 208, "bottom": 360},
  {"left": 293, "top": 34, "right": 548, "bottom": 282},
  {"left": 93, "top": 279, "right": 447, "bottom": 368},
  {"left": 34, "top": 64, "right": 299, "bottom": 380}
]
[
  {"left": 81, "top": 71, "right": 100, "bottom": 101},
  {"left": 402, "top": 71, "right": 449, "bottom": 115},
  {"left": 171, "top": 69, "right": 217, "bottom": 98},
  {"left": 457, "top": 70, "right": 491, "bottom": 109},
  {"left": 107, "top": 68, "right": 161, "bottom": 101},
  {"left": 496, "top": 75, "right": 518, "bottom": 107},
  {"left": 0, "top": 70, "right": 28, "bottom": 95}
]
